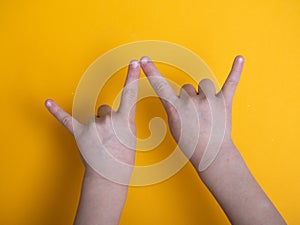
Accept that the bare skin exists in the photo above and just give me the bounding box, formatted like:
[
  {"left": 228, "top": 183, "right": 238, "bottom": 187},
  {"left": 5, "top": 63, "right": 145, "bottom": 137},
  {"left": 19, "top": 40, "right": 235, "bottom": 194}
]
[
  {"left": 140, "top": 55, "right": 286, "bottom": 225},
  {"left": 45, "top": 56, "right": 286, "bottom": 225},
  {"left": 45, "top": 60, "right": 140, "bottom": 225}
]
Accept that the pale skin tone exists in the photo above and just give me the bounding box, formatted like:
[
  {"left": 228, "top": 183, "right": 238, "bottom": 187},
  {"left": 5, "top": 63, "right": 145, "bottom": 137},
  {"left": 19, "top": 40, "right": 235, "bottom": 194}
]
[
  {"left": 45, "top": 60, "right": 140, "bottom": 225},
  {"left": 45, "top": 56, "right": 286, "bottom": 225}
]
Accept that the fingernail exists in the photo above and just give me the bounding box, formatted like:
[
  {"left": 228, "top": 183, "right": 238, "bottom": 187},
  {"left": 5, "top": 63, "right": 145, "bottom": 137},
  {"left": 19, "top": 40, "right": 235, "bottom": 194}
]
[
  {"left": 236, "top": 55, "right": 244, "bottom": 63},
  {"left": 140, "top": 56, "right": 150, "bottom": 65},
  {"left": 45, "top": 99, "right": 52, "bottom": 107},
  {"left": 130, "top": 60, "right": 139, "bottom": 68}
]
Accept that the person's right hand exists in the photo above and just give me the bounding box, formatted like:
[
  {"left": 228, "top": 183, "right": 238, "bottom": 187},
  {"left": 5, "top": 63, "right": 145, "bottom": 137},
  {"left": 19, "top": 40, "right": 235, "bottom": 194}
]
[
  {"left": 45, "top": 60, "right": 141, "bottom": 184},
  {"left": 140, "top": 56, "right": 244, "bottom": 171}
]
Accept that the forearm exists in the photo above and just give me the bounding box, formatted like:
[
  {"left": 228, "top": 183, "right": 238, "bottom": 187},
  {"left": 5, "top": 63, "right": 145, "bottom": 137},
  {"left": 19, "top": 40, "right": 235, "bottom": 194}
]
[
  {"left": 193, "top": 142, "right": 286, "bottom": 225},
  {"left": 74, "top": 169, "right": 128, "bottom": 225}
]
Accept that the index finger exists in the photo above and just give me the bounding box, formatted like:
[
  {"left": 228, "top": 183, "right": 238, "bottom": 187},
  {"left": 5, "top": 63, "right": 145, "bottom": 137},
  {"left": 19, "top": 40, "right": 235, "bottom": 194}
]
[
  {"left": 118, "top": 60, "right": 141, "bottom": 119},
  {"left": 140, "top": 56, "right": 177, "bottom": 110}
]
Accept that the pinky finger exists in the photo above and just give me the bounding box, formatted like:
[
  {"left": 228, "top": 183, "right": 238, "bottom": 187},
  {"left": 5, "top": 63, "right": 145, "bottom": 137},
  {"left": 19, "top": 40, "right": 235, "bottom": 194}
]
[
  {"left": 220, "top": 55, "right": 244, "bottom": 104},
  {"left": 45, "top": 99, "right": 82, "bottom": 135}
]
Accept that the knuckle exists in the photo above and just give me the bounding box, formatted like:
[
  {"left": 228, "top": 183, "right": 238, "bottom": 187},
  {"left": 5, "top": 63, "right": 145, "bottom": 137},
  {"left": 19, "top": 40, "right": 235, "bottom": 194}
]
[
  {"left": 198, "top": 91, "right": 210, "bottom": 102},
  {"left": 226, "top": 79, "right": 238, "bottom": 87},
  {"left": 153, "top": 81, "right": 167, "bottom": 93},
  {"left": 199, "top": 78, "right": 210, "bottom": 87},
  {"left": 62, "top": 116, "right": 71, "bottom": 127},
  {"left": 182, "top": 83, "right": 193, "bottom": 89},
  {"left": 98, "top": 105, "right": 112, "bottom": 116},
  {"left": 200, "top": 96, "right": 209, "bottom": 105},
  {"left": 123, "top": 87, "right": 136, "bottom": 100}
]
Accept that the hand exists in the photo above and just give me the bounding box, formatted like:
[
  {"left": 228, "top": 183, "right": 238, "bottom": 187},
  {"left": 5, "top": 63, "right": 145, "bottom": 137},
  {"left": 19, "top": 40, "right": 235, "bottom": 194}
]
[
  {"left": 140, "top": 56, "right": 244, "bottom": 171},
  {"left": 141, "top": 56, "right": 286, "bottom": 225},
  {"left": 45, "top": 60, "right": 140, "bottom": 183},
  {"left": 45, "top": 60, "right": 141, "bottom": 225}
]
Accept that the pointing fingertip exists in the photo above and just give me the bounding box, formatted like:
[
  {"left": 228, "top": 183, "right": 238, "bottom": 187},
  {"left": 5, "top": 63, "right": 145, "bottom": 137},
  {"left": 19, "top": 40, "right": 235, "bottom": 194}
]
[
  {"left": 130, "top": 60, "right": 139, "bottom": 68},
  {"left": 140, "top": 56, "right": 151, "bottom": 65},
  {"left": 232, "top": 55, "right": 244, "bottom": 72},
  {"left": 236, "top": 55, "right": 244, "bottom": 63},
  {"left": 45, "top": 99, "right": 53, "bottom": 108}
]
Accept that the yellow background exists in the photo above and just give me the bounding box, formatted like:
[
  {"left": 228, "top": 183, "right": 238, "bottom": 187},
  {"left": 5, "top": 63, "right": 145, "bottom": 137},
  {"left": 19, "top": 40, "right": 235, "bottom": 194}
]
[{"left": 0, "top": 0, "right": 299, "bottom": 224}]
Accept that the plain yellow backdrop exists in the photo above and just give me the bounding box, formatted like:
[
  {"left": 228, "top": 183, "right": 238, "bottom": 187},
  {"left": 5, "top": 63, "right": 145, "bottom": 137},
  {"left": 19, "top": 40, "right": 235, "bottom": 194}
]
[{"left": 0, "top": 0, "right": 299, "bottom": 224}]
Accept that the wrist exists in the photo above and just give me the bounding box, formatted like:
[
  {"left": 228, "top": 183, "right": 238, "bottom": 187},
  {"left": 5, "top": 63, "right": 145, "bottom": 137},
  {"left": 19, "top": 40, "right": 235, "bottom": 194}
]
[
  {"left": 190, "top": 139, "right": 242, "bottom": 183},
  {"left": 83, "top": 166, "right": 130, "bottom": 190},
  {"left": 197, "top": 140, "right": 250, "bottom": 195}
]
